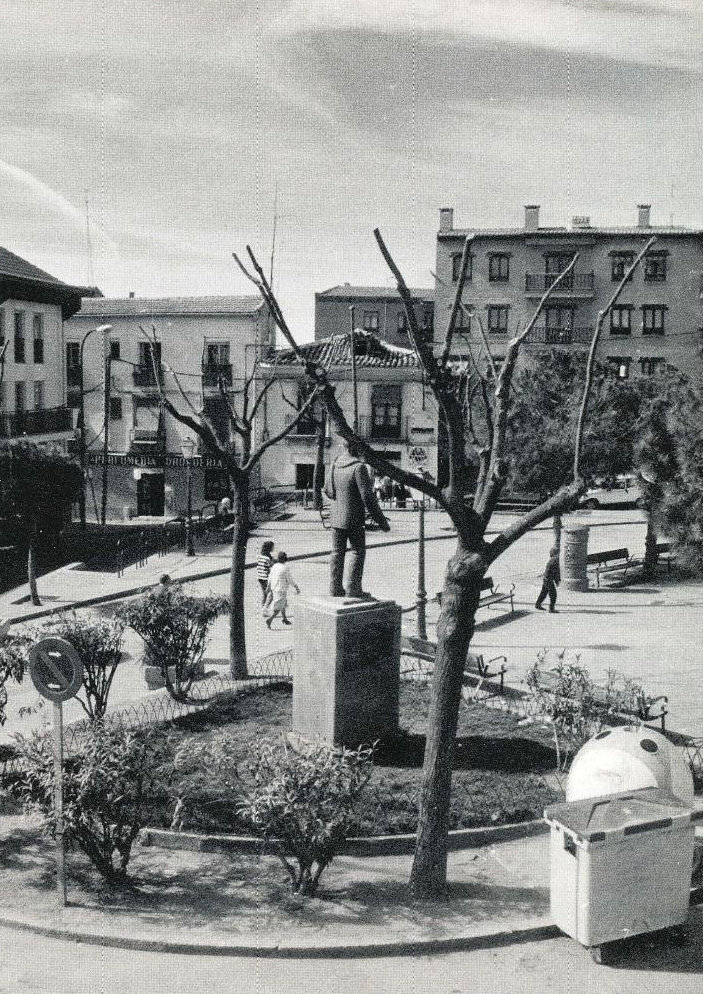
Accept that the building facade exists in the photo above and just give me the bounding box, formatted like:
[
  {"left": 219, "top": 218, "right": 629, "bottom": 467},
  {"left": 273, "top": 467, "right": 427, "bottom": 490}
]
[
  {"left": 258, "top": 331, "right": 438, "bottom": 490},
  {"left": 0, "top": 247, "right": 93, "bottom": 447},
  {"left": 315, "top": 285, "right": 435, "bottom": 349},
  {"left": 65, "top": 295, "right": 272, "bottom": 520},
  {"left": 434, "top": 204, "right": 703, "bottom": 379}
]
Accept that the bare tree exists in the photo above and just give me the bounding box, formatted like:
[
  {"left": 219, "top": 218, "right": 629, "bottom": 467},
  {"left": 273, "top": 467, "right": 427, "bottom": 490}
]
[
  {"left": 141, "top": 326, "right": 320, "bottom": 678},
  {"left": 234, "top": 234, "right": 655, "bottom": 896}
]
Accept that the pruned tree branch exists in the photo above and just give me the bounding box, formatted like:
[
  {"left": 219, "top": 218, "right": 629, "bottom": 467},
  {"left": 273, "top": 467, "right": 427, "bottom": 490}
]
[
  {"left": 573, "top": 236, "right": 656, "bottom": 479},
  {"left": 244, "top": 388, "right": 321, "bottom": 471},
  {"left": 487, "top": 480, "right": 583, "bottom": 563},
  {"left": 440, "top": 236, "right": 474, "bottom": 367}
]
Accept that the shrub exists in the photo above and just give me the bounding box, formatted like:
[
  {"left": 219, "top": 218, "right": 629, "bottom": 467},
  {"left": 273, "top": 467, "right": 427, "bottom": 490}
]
[
  {"left": 115, "top": 583, "right": 228, "bottom": 702},
  {"left": 0, "top": 623, "right": 28, "bottom": 726},
  {"left": 237, "top": 736, "right": 373, "bottom": 896},
  {"left": 526, "top": 651, "right": 653, "bottom": 769},
  {"left": 11, "top": 723, "right": 167, "bottom": 886},
  {"left": 39, "top": 614, "right": 125, "bottom": 720}
]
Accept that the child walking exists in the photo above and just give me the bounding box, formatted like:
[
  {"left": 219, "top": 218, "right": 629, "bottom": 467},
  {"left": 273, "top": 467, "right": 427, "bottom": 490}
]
[
  {"left": 257, "top": 540, "right": 275, "bottom": 605},
  {"left": 264, "top": 551, "right": 300, "bottom": 628},
  {"left": 535, "top": 547, "right": 561, "bottom": 613}
]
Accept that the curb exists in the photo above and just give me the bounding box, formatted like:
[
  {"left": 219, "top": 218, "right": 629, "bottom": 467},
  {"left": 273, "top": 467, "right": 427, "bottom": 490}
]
[
  {"left": 0, "top": 910, "right": 561, "bottom": 959},
  {"left": 139, "top": 817, "right": 549, "bottom": 858}
]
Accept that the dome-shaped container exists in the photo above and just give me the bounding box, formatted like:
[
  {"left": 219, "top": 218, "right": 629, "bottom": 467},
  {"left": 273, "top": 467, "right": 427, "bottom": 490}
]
[{"left": 566, "top": 727, "right": 694, "bottom": 805}]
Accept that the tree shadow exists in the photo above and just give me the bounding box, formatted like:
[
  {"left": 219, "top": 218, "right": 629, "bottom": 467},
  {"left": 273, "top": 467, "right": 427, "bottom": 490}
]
[{"left": 374, "top": 731, "right": 557, "bottom": 773}]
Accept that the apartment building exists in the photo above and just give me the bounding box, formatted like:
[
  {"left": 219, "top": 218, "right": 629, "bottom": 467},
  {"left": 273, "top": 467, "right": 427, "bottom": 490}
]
[
  {"left": 315, "top": 285, "right": 435, "bottom": 349},
  {"left": 0, "top": 247, "right": 94, "bottom": 446},
  {"left": 258, "top": 330, "right": 438, "bottom": 489},
  {"left": 65, "top": 295, "right": 272, "bottom": 519},
  {"left": 434, "top": 204, "right": 703, "bottom": 379}
]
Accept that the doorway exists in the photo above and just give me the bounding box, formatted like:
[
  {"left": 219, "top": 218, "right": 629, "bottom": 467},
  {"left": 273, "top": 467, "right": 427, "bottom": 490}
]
[{"left": 137, "top": 472, "right": 165, "bottom": 516}]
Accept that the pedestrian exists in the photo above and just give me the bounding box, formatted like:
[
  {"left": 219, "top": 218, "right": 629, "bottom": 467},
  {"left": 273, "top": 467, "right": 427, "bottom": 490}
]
[
  {"left": 535, "top": 547, "right": 560, "bottom": 613},
  {"left": 373, "top": 473, "right": 384, "bottom": 503},
  {"left": 393, "top": 480, "right": 409, "bottom": 508},
  {"left": 257, "top": 540, "right": 275, "bottom": 604},
  {"left": 218, "top": 494, "right": 232, "bottom": 516},
  {"left": 264, "top": 551, "right": 300, "bottom": 628},
  {"left": 380, "top": 476, "right": 393, "bottom": 502}
]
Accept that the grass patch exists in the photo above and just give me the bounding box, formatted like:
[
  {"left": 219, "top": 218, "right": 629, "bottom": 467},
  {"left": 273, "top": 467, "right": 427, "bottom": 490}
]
[{"left": 144, "top": 682, "right": 561, "bottom": 836}]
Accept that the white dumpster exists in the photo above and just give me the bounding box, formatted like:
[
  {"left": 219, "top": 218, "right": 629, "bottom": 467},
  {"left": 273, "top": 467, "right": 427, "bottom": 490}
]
[
  {"left": 566, "top": 727, "right": 694, "bottom": 805},
  {"left": 545, "top": 787, "right": 700, "bottom": 958}
]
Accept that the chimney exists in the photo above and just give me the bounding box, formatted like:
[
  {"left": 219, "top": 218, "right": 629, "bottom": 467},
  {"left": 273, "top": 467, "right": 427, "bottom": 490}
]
[
  {"left": 439, "top": 207, "right": 454, "bottom": 232},
  {"left": 524, "top": 205, "right": 540, "bottom": 231},
  {"left": 637, "top": 204, "right": 651, "bottom": 228},
  {"left": 572, "top": 216, "right": 591, "bottom": 230},
  {"left": 129, "top": 291, "right": 135, "bottom": 298}
]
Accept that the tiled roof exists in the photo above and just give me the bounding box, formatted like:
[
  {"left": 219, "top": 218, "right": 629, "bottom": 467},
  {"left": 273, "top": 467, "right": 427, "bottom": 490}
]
[
  {"left": 263, "top": 330, "right": 419, "bottom": 369},
  {"left": 316, "top": 285, "right": 434, "bottom": 301},
  {"left": 440, "top": 226, "right": 703, "bottom": 239},
  {"left": 0, "top": 246, "right": 69, "bottom": 285},
  {"left": 74, "top": 295, "right": 264, "bottom": 318}
]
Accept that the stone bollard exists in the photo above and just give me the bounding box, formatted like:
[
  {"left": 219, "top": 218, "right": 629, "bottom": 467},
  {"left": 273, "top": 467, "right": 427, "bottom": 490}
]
[{"left": 562, "top": 525, "right": 590, "bottom": 591}]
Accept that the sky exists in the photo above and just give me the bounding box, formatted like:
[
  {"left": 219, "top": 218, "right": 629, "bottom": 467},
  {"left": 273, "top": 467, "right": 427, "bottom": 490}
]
[{"left": 1, "top": 0, "right": 702, "bottom": 340}]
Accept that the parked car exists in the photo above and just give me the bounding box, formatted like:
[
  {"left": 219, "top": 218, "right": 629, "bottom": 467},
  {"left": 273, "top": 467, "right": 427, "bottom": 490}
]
[{"left": 579, "top": 475, "right": 643, "bottom": 509}]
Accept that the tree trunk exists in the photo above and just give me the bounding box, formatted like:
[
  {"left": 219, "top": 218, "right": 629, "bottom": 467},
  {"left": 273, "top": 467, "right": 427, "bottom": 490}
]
[
  {"left": 410, "top": 544, "right": 484, "bottom": 898},
  {"left": 27, "top": 531, "right": 41, "bottom": 607},
  {"left": 229, "top": 477, "right": 250, "bottom": 679},
  {"left": 312, "top": 413, "right": 327, "bottom": 512},
  {"left": 552, "top": 513, "right": 563, "bottom": 554},
  {"left": 643, "top": 508, "right": 657, "bottom": 580}
]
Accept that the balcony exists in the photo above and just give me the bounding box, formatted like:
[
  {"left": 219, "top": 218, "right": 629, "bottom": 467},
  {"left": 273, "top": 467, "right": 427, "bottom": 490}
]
[
  {"left": 358, "top": 415, "right": 409, "bottom": 443},
  {"left": 524, "top": 326, "right": 594, "bottom": 346},
  {"left": 129, "top": 426, "right": 166, "bottom": 455},
  {"left": 525, "top": 272, "right": 595, "bottom": 296},
  {"left": 0, "top": 406, "right": 73, "bottom": 439},
  {"left": 132, "top": 365, "right": 163, "bottom": 388},
  {"left": 202, "top": 363, "right": 233, "bottom": 388}
]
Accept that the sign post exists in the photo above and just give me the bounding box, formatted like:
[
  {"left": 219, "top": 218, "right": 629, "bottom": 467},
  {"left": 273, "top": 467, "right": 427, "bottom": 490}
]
[{"left": 28, "top": 638, "right": 84, "bottom": 909}]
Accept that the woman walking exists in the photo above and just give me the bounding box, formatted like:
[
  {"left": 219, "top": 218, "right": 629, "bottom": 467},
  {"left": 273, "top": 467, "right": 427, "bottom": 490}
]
[
  {"left": 257, "top": 540, "right": 275, "bottom": 604},
  {"left": 264, "top": 551, "right": 300, "bottom": 628}
]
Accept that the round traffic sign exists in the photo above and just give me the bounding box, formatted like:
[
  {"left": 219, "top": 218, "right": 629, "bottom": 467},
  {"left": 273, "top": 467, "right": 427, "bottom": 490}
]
[{"left": 28, "top": 638, "right": 84, "bottom": 703}]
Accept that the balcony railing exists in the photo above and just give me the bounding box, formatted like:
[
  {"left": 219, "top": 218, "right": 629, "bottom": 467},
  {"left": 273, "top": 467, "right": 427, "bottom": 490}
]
[
  {"left": 202, "top": 363, "right": 233, "bottom": 388},
  {"left": 525, "top": 272, "right": 595, "bottom": 295},
  {"left": 132, "top": 365, "right": 163, "bottom": 388},
  {"left": 0, "top": 406, "right": 73, "bottom": 438},
  {"left": 524, "top": 326, "right": 594, "bottom": 346},
  {"left": 129, "top": 427, "right": 166, "bottom": 454}
]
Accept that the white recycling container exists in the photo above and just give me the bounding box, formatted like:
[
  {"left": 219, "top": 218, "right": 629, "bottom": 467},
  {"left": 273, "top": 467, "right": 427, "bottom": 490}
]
[{"left": 544, "top": 787, "right": 701, "bottom": 954}]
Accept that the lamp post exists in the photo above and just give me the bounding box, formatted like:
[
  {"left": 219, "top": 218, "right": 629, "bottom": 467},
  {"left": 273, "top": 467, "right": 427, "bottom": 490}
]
[
  {"left": 77, "top": 324, "right": 112, "bottom": 528},
  {"left": 416, "top": 498, "right": 428, "bottom": 640},
  {"left": 181, "top": 437, "right": 196, "bottom": 556}
]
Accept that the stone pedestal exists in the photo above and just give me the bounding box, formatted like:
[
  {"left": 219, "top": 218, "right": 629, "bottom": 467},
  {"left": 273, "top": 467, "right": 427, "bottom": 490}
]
[
  {"left": 292, "top": 595, "right": 401, "bottom": 747},
  {"left": 562, "top": 525, "right": 590, "bottom": 591}
]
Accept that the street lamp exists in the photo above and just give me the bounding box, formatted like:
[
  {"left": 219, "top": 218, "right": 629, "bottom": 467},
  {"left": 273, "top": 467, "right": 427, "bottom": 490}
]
[
  {"left": 181, "top": 437, "right": 196, "bottom": 557},
  {"left": 77, "top": 324, "right": 112, "bottom": 528}
]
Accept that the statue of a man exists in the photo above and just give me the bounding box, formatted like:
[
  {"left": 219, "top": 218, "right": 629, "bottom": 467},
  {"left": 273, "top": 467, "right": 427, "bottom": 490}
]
[{"left": 324, "top": 438, "right": 390, "bottom": 597}]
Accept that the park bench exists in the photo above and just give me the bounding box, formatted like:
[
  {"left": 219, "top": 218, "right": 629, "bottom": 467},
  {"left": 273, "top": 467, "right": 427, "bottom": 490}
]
[
  {"left": 655, "top": 541, "right": 675, "bottom": 574},
  {"left": 401, "top": 635, "right": 508, "bottom": 692},
  {"left": 530, "top": 667, "right": 669, "bottom": 731},
  {"left": 435, "top": 576, "right": 515, "bottom": 615},
  {"left": 586, "top": 547, "right": 637, "bottom": 586}
]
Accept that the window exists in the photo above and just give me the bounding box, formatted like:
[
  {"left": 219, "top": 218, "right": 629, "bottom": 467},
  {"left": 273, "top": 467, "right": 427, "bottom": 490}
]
[
  {"left": 110, "top": 339, "right": 121, "bottom": 361},
  {"left": 294, "top": 384, "right": 323, "bottom": 434},
  {"left": 371, "top": 384, "right": 402, "bottom": 439},
  {"left": 138, "top": 341, "right": 161, "bottom": 366},
  {"left": 610, "top": 306, "right": 632, "bottom": 336},
  {"left": 455, "top": 306, "right": 471, "bottom": 331},
  {"left": 397, "top": 310, "right": 407, "bottom": 333},
  {"left": 66, "top": 341, "right": 80, "bottom": 368},
  {"left": 205, "top": 341, "right": 230, "bottom": 365},
  {"left": 202, "top": 395, "right": 230, "bottom": 446},
  {"left": 204, "top": 466, "right": 230, "bottom": 501},
  {"left": 33, "top": 381, "right": 44, "bottom": 410},
  {"left": 640, "top": 357, "right": 663, "bottom": 376},
  {"left": 644, "top": 252, "right": 667, "bottom": 283},
  {"left": 14, "top": 312, "right": 25, "bottom": 363},
  {"left": 642, "top": 305, "right": 666, "bottom": 336},
  {"left": 421, "top": 303, "right": 434, "bottom": 340},
  {"left": 15, "top": 381, "right": 25, "bottom": 411},
  {"left": 362, "top": 310, "right": 379, "bottom": 332},
  {"left": 545, "top": 253, "right": 574, "bottom": 288},
  {"left": 109, "top": 396, "right": 123, "bottom": 421},
  {"left": 487, "top": 305, "right": 509, "bottom": 334},
  {"left": 545, "top": 306, "right": 575, "bottom": 343},
  {"left": 607, "top": 357, "right": 631, "bottom": 380},
  {"left": 488, "top": 253, "right": 510, "bottom": 282},
  {"left": 451, "top": 252, "right": 473, "bottom": 282},
  {"left": 32, "top": 314, "right": 44, "bottom": 363},
  {"left": 611, "top": 251, "right": 634, "bottom": 281}
]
